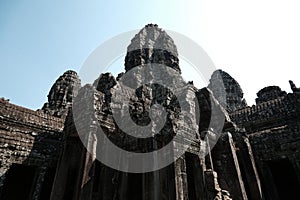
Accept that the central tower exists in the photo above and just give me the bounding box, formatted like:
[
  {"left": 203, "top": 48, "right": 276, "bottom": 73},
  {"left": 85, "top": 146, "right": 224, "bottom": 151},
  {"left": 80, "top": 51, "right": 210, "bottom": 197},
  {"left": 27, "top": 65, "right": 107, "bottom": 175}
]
[
  {"left": 125, "top": 24, "right": 181, "bottom": 73},
  {"left": 50, "top": 24, "right": 237, "bottom": 200}
]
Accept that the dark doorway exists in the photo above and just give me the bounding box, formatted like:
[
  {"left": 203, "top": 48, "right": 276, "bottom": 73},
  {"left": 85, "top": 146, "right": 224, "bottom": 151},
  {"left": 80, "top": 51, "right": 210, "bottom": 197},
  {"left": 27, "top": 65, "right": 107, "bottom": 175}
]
[
  {"left": 267, "top": 159, "right": 300, "bottom": 200},
  {"left": 127, "top": 173, "right": 143, "bottom": 200},
  {"left": 92, "top": 160, "right": 103, "bottom": 199},
  {"left": 40, "top": 167, "right": 57, "bottom": 200},
  {"left": 1, "top": 164, "right": 37, "bottom": 200},
  {"left": 63, "top": 167, "right": 78, "bottom": 200},
  {"left": 185, "top": 152, "right": 205, "bottom": 200}
]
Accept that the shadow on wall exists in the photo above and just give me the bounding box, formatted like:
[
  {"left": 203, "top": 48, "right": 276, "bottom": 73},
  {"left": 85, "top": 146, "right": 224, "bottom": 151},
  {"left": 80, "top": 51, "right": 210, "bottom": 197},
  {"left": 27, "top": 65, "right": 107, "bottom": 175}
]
[{"left": 0, "top": 130, "right": 62, "bottom": 200}]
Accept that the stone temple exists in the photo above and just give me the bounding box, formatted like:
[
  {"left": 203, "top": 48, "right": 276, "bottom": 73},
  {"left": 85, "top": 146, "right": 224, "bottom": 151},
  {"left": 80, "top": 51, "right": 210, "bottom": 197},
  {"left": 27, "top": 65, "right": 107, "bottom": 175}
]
[{"left": 0, "top": 24, "right": 300, "bottom": 200}]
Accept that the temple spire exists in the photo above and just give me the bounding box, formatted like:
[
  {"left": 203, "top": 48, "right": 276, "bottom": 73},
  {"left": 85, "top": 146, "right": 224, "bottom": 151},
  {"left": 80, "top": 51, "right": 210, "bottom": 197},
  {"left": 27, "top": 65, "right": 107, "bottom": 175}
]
[{"left": 125, "top": 24, "right": 180, "bottom": 73}]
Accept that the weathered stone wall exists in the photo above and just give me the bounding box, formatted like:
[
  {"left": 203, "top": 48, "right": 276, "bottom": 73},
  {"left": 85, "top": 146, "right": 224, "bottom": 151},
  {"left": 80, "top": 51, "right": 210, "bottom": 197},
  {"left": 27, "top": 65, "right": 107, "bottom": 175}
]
[
  {"left": 229, "top": 88, "right": 300, "bottom": 200},
  {"left": 0, "top": 98, "right": 64, "bottom": 200},
  {"left": 231, "top": 92, "right": 299, "bottom": 133},
  {"left": 247, "top": 107, "right": 300, "bottom": 199}
]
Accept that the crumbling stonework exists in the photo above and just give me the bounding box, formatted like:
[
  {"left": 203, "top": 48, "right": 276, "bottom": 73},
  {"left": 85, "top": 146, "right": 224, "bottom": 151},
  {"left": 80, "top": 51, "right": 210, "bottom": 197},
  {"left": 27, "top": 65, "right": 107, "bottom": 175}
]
[
  {"left": 0, "top": 98, "right": 64, "bottom": 200},
  {"left": 0, "top": 24, "right": 299, "bottom": 200},
  {"left": 229, "top": 85, "right": 300, "bottom": 200},
  {"left": 42, "top": 70, "right": 81, "bottom": 118},
  {"left": 208, "top": 69, "right": 247, "bottom": 112},
  {"left": 125, "top": 24, "right": 180, "bottom": 73},
  {"left": 255, "top": 86, "right": 286, "bottom": 104}
]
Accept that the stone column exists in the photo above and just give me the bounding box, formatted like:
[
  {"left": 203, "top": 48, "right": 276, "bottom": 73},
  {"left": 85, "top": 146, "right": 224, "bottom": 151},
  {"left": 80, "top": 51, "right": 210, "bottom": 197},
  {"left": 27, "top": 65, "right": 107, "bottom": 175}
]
[
  {"left": 228, "top": 132, "right": 248, "bottom": 200},
  {"left": 211, "top": 132, "right": 249, "bottom": 200},
  {"left": 241, "top": 137, "right": 263, "bottom": 200},
  {"left": 79, "top": 125, "right": 98, "bottom": 200},
  {"left": 205, "top": 134, "right": 214, "bottom": 171},
  {"left": 174, "top": 155, "right": 188, "bottom": 200},
  {"left": 204, "top": 170, "right": 222, "bottom": 200}
]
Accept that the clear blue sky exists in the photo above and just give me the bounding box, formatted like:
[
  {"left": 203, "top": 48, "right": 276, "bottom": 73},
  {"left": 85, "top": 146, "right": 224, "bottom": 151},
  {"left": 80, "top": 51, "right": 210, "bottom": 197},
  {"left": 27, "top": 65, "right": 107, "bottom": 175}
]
[{"left": 1, "top": 0, "right": 300, "bottom": 109}]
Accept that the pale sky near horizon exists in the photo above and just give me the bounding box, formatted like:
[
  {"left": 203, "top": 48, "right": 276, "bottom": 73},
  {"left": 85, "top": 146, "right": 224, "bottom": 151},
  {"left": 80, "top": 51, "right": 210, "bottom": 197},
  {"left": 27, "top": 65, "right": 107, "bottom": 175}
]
[{"left": 1, "top": 0, "right": 300, "bottom": 110}]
